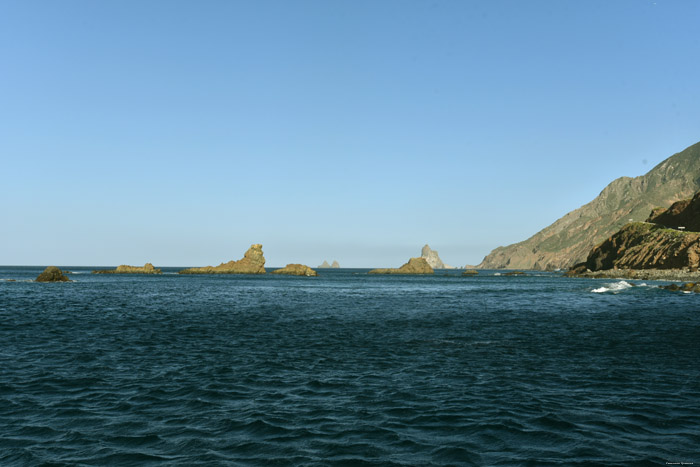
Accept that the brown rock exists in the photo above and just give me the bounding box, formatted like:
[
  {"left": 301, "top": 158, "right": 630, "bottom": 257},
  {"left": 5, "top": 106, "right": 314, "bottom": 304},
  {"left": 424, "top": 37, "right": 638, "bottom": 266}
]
[
  {"left": 36, "top": 266, "right": 70, "bottom": 282},
  {"left": 271, "top": 264, "right": 318, "bottom": 276},
  {"left": 93, "top": 263, "right": 162, "bottom": 274},
  {"left": 368, "top": 257, "right": 434, "bottom": 275},
  {"left": 462, "top": 269, "right": 479, "bottom": 276},
  {"left": 179, "top": 244, "right": 266, "bottom": 274}
]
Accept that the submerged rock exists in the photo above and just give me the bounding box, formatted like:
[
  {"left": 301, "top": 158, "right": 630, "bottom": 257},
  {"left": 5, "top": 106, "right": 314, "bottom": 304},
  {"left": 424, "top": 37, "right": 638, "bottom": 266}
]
[
  {"left": 36, "top": 266, "right": 70, "bottom": 282},
  {"left": 271, "top": 264, "right": 318, "bottom": 276},
  {"left": 93, "top": 263, "right": 162, "bottom": 274},
  {"left": 660, "top": 282, "right": 700, "bottom": 293},
  {"left": 503, "top": 271, "right": 527, "bottom": 276},
  {"left": 462, "top": 269, "right": 479, "bottom": 276},
  {"left": 179, "top": 244, "right": 266, "bottom": 275},
  {"left": 369, "top": 257, "right": 434, "bottom": 275}
]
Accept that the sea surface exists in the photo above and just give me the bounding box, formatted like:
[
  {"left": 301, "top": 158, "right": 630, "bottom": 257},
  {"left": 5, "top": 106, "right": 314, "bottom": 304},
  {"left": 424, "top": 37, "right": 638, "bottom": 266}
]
[{"left": 1, "top": 266, "right": 698, "bottom": 466}]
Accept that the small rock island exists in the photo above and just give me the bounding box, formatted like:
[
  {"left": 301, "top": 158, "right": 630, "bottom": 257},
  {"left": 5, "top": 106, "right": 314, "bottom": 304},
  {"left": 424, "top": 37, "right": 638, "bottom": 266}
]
[
  {"left": 93, "top": 263, "right": 162, "bottom": 274},
  {"left": 318, "top": 260, "right": 340, "bottom": 268},
  {"left": 179, "top": 244, "right": 266, "bottom": 275},
  {"left": 36, "top": 266, "right": 71, "bottom": 282},
  {"left": 369, "top": 257, "right": 434, "bottom": 275},
  {"left": 271, "top": 264, "right": 318, "bottom": 276}
]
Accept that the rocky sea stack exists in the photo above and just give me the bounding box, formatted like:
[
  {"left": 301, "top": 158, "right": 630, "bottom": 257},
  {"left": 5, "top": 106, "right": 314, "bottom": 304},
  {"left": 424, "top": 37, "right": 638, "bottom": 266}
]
[
  {"left": 271, "top": 264, "right": 318, "bottom": 276},
  {"left": 318, "top": 260, "right": 340, "bottom": 268},
  {"left": 179, "top": 244, "right": 266, "bottom": 275},
  {"left": 36, "top": 266, "right": 70, "bottom": 282},
  {"left": 421, "top": 244, "right": 453, "bottom": 269},
  {"left": 369, "top": 257, "right": 434, "bottom": 275},
  {"left": 93, "top": 263, "right": 162, "bottom": 274}
]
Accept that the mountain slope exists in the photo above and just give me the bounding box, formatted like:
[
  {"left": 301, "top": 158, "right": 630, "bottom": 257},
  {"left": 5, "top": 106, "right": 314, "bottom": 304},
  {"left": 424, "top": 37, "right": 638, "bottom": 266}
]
[{"left": 477, "top": 141, "right": 700, "bottom": 270}]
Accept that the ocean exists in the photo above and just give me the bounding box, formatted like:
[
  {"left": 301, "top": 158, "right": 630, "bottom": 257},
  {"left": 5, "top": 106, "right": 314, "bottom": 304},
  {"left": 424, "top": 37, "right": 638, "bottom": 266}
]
[{"left": 1, "top": 266, "right": 698, "bottom": 466}]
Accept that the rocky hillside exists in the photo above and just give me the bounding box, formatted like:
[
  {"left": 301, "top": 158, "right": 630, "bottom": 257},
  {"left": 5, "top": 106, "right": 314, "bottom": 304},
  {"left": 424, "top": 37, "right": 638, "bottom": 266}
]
[
  {"left": 647, "top": 191, "right": 700, "bottom": 231},
  {"left": 478, "top": 141, "right": 700, "bottom": 270},
  {"left": 570, "top": 222, "right": 700, "bottom": 272}
]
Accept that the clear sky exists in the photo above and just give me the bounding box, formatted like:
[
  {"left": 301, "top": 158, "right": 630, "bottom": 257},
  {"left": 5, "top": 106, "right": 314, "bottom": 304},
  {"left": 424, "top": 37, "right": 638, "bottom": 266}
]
[{"left": 2, "top": 0, "right": 699, "bottom": 267}]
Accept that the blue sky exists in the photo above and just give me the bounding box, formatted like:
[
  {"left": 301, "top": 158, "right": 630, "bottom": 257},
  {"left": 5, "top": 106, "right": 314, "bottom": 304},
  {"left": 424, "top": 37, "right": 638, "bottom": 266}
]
[{"left": 2, "top": 0, "right": 699, "bottom": 267}]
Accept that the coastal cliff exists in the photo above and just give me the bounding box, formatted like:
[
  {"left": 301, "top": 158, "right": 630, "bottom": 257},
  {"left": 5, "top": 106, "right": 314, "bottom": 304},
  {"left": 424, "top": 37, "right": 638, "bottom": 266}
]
[
  {"left": 478, "top": 141, "right": 700, "bottom": 270},
  {"left": 567, "top": 191, "right": 700, "bottom": 278},
  {"left": 93, "top": 263, "right": 162, "bottom": 274},
  {"left": 369, "top": 257, "right": 434, "bottom": 275},
  {"left": 179, "top": 244, "right": 266, "bottom": 274},
  {"left": 569, "top": 222, "right": 700, "bottom": 273}
]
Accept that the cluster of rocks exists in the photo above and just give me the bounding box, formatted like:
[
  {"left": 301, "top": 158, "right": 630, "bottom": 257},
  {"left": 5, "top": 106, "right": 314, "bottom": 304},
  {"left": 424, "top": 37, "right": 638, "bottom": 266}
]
[
  {"left": 318, "top": 260, "right": 340, "bottom": 268},
  {"left": 660, "top": 282, "right": 700, "bottom": 293},
  {"left": 178, "top": 244, "right": 320, "bottom": 277}
]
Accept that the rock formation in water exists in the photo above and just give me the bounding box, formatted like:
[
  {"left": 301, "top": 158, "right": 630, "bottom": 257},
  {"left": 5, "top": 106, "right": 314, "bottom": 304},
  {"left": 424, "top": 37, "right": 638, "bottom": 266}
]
[
  {"left": 462, "top": 269, "right": 479, "bottom": 276},
  {"left": 478, "top": 141, "right": 700, "bottom": 270},
  {"left": 36, "top": 266, "right": 71, "bottom": 282},
  {"left": 369, "top": 257, "right": 434, "bottom": 275},
  {"left": 93, "top": 263, "right": 162, "bottom": 274},
  {"left": 271, "top": 264, "right": 318, "bottom": 276},
  {"left": 421, "top": 244, "right": 453, "bottom": 269},
  {"left": 179, "top": 244, "right": 266, "bottom": 274},
  {"left": 318, "top": 260, "right": 341, "bottom": 268}
]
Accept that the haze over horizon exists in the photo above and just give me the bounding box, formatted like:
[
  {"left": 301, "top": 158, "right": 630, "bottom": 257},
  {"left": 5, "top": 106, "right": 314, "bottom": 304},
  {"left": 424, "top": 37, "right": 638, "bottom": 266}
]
[{"left": 2, "top": 1, "right": 699, "bottom": 267}]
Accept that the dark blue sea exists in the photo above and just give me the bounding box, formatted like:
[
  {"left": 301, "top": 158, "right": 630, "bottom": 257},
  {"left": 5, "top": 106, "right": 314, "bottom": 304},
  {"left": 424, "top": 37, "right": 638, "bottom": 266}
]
[{"left": 1, "top": 266, "right": 698, "bottom": 466}]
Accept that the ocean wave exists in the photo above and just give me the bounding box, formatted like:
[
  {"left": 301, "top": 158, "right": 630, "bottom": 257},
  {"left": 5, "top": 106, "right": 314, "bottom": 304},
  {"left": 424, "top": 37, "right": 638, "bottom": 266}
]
[{"left": 592, "top": 281, "right": 634, "bottom": 293}]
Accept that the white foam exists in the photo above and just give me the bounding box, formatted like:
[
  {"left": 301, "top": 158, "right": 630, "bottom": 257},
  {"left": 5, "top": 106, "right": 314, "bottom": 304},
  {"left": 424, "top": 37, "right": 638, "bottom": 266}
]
[{"left": 592, "top": 281, "right": 634, "bottom": 293}]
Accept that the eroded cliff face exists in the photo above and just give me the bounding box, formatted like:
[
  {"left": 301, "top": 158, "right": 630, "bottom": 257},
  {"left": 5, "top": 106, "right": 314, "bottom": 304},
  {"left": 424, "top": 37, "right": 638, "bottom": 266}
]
[
  {"left": 179, "top": 244, "right": 266, "bottom": 274},
  {"left": 478, "top": 141, "right": 700, "bottom": 270},
  {"left": 574, "top": 223, "right": 700, "bottom": 271}
]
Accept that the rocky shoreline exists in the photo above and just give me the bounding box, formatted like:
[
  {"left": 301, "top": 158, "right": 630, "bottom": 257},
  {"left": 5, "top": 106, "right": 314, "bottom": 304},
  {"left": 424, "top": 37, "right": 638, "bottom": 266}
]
[{"left": 565, "top": 268, "right": 700, "bottom": 282}]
